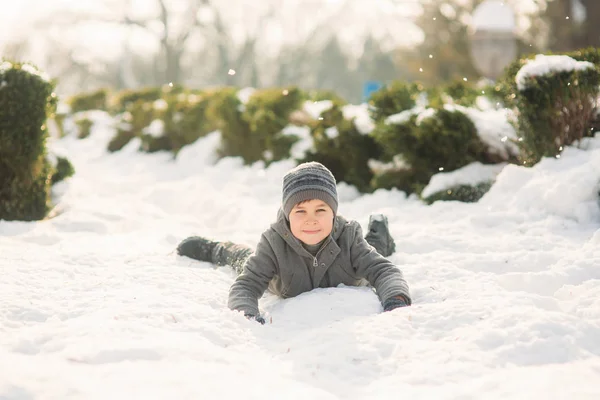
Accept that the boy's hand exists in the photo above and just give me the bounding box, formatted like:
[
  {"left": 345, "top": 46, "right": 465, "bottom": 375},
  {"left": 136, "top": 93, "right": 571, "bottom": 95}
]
[
  {"left": 383, "top": 295, "right": 410, "bottom": 312},
  {"left": 245, "top": 313, "right": 266, "bottom": 325}
]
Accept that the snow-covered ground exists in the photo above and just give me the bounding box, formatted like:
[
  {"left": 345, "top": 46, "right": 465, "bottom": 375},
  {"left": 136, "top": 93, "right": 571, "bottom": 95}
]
[{"left": 1, "top": 114, "right": 600, "bottom": 399}]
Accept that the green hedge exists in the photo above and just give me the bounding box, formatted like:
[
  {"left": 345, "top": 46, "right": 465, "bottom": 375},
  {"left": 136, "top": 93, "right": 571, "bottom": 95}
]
[
  {"left": 212, "top": 87, "right": 305, "bottom": 164},
  {"left": 368, "top": 81, "right": 417, "bottom": 123},
  {"left": 427, "top": 80, "right": 481, "bottom": 108},
  {"left": 138, "top": 92, "right": 220, "bottom": 153},
  {"left": 112, "top": 86, "right": 178, "bottom": 113},
  {"left": 54, "top": 47, "right": 600, "bottom": 205},
  {"left": 75, "top": 117, "right": 93, "bottom": 139},
  {"left": 496, "top": 48, "right": 600, "bottom": 164},
  {"left": 0, "top": 61, "right": 56, "bottom": 221},
  {"left": 68, "top": 88, "right": 108, "bottom": 113},
  {"left": 208, "top": 88, "right": 252, "bottom": 161},
  {"left": 51, "top": 156, "right": 75, "bottom": 184},
  {"left": 109, "top": 101, "right": 157, "bottom": 152},
  {"left": 371, "top": 107, "right": 488, "bottom": 193},
  {"left": 516, "top": 61, "right": 599, "bottom": 164},
  {"left": 303, "top": 104, "right": 382, "bottom": 192},
  {"left": 423, "top": 181, "right": 493, "bottom": 204}
]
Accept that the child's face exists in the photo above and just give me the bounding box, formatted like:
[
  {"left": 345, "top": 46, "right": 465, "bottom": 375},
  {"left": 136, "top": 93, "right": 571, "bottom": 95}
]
[{"left": 288, "top": 199, "right": 334, "bottom": 245}]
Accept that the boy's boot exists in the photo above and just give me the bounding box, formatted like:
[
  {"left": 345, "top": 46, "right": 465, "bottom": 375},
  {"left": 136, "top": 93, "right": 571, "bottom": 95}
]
[
  {"left": 177, "top": 236, "right": 218, "bottom": 262},
  {"left": 364, "top": 214, "right": 396, "bottom": 257}
]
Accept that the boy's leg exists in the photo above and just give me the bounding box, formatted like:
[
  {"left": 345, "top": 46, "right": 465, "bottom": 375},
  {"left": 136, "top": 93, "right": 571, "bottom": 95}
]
[
  {"left": 211, "top": 241, "right": 253, "bottom": 275},
  {"left": 364, "top": 214, "right": 396, "bottom": 257},
  {"left": 176, "top": 236, "right": 252, "bottom": 275}
]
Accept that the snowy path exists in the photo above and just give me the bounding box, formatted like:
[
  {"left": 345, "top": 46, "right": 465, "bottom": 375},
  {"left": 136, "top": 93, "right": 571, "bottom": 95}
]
[{"left": 1, "top": 120, "right": 600, "bottom": 399}]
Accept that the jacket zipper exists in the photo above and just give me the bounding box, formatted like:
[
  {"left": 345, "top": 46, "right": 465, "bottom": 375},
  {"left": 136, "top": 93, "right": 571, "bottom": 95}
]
[{"left": 313, "top": 237, "right": 331, "bottom": 267}]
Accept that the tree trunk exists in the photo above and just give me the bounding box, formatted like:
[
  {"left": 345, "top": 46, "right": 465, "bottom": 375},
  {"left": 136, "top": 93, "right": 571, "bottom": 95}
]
[
  {"left": 547, "top": 0, "right": 575, "bottom": 51},
  {"left": 579, "top": 0, "right": 600, "bottom": 48}
]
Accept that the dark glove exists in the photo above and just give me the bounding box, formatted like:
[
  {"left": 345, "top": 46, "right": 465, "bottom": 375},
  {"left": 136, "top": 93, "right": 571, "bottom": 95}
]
[
  {"left": 245, "top": 313, "right": 266, "bottom": 325},
  {"left": 383, "top": 295, "right": 410, "bottom": 312}
]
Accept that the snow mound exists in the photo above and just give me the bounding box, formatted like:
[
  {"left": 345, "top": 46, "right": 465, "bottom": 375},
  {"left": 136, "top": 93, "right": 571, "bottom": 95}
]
[
  {"left": 422, "top": 162, "right": 506, "bottom": 198},
  {"left": 516, "top": 54, "right": 596, "bottom": 91},
  {"left": 481, "top": 138, "right": 600, "bottom": 223}
]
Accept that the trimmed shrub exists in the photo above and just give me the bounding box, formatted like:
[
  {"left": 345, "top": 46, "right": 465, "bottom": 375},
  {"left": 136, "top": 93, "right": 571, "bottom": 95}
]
[
  {"left": 112, "top": 87, "right": 163, "bottom": 113},
  {"left": 214, "top": 87, "right": 305, "bottom": 164},
  {"left": 514, "top": 55, "right": 599, "bottom": 164},
  {"left": 109, "top": 101, "right": 157, "bottom": 152},
  {"left": 243, "top": 87, "right": 304, "bottom": 162},
  {"left": 140, "top": 133, "right": 171, "bottom": 153},
  {"left": 306, "top": 89, "right": 348, "bottom": 105},
  {"left": 371, "top": 107, "right": 489, "bottom": 193},
  {"left": 442, "top": 80, "right": 480, "bottom": 107},
  {"left": 396, "top": 109, "right": 485, "bottom": 172},
  {"left": 495, "top": 48, "right": 600, "bottom": 165},
  {"left": 370, "top": 167, "right": 431, "bottom": 195},
  {"left": 208, "top": 88, "right": 253, "bottom": 161},
  {"left": 75, "top": 117, "right": 93, "bottom": 139},
  {"left": 498, "top": 48, "right": 600, "bottom": 107},
  {"left": 0, "top": 159, "right": 53, "bottom": 221},
  {"left": 108, "top": 128, "right": 137, "bottom": 152},
  {"left": 138, "top": 93, "right": 218, "bottom": 154},
  {"left": 0, "top": 61, "right": 56, "bottom": 221},
  {"left": 68, "top": 89, "right": 108, "bottom": 113},
  {"left": 162, "top": 92, "right": 219, "bottom": 153},
  {"left": 51, "top": 113, "right": 67, "bottom": 138},
  {"left": 368, "top": 81, "right": 418, "bottom": 123},
  {"left": 303, "top": 104, "right": 383, "bottom": 192},
  {"left": 51, "top": 156, "right": 75, "bottom": 184},
  {"left": 423, "top": 181, "right": 493, "bottom": 204}
]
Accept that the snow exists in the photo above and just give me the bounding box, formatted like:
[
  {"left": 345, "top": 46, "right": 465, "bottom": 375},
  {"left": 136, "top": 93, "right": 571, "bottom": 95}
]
[
  {"left": 386, "top": 104, "right": 519, "bottom": 161},
  {"left": 0, "top": 61, "right": 51, "bottom": 82},
  {"left": 368, "top": 155, "right": 410, "bottom": 175},
  {"left": 385, "top": 106, "right": 425, "bottom": 125},
  {"left": 415, "top": 108, "right": 437, "bottom": 125},
  {"left": 282, "top": 125, "right": 313, "bottom": 160},
  {"left": 142, "top": 119, "right": 165, "bottom": 138},
  {"left": 451, "top": 104, "right": 520, "bottom": 160},
  {"left": 0, "top": 61, "right": 13, "bottom": 74},
  {"left": 480, "top": 140, "right": 600, "bottom": 224},
  {"left": 143, "top": 120, "right": 165, "bottom": 138},
  {"left": 57, "top": 102, "right": 71, "bottom": 115},
  {"left": 516, "top": 54, "right": 596, "bottom": 91},
  {"left": 325, "top": 126, "right": 339, "bottom": 139},
  {"left": 303, "top": 100, "right": 334, "bottom": 119},
  {"left": 370, "top": 214, "right": 384, "bottom": 222},
  {"left": 1, "top": 116, "right": 600, "bottom": 399},
  {"left": 471, "top": 0, "right": 516, "bottom": 33},
  {"left": 152, "top": 99, "right": 168, "bottom": 111},
  {"left": 342, "top": 104, "right": 375, "bottom": 135},
  {"left": 237, "top": 87, "right": 256, "bottom": 104},
  {"left": 421, "top": 162, "right": 507, "bottom": 198}
]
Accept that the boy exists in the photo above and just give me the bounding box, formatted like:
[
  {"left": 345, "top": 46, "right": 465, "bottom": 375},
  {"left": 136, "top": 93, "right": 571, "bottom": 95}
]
[{"left": 177, "top": 162, "right": 411, "bottom": 324}]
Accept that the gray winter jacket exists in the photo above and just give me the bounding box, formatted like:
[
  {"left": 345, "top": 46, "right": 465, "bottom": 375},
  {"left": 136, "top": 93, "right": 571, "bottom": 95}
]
[{"left": 228, "top": 210, "right": 412, "bottom": 316}]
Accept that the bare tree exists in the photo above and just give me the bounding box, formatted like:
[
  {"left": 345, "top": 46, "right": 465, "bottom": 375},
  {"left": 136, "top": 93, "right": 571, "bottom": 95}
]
[{"left": 18, "top": 0, "right": 420, "bottom": 100}]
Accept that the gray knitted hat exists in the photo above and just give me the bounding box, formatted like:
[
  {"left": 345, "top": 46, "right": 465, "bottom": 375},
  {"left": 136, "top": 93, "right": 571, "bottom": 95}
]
[{"left": 282, "top": 162, "right": 338, "bottom": 218}]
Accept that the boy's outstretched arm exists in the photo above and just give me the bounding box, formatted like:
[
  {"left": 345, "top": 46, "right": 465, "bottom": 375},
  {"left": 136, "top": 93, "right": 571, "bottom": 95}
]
[
  {"left": 227, "top": 234, "right": 277, "bottom": 320},
  {"left": 350, "top": 223, "right": 412, "bottom": 309}
]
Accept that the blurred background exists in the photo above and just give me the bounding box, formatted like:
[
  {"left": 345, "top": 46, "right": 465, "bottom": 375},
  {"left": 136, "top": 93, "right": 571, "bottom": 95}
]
[{"left": 1, "top": 0, "right": 597, "bottom": 103}]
